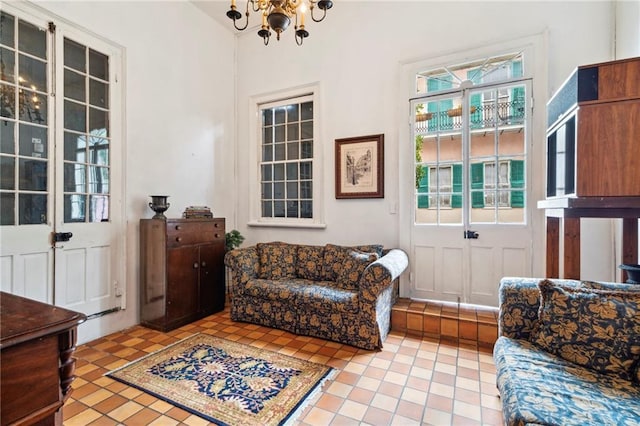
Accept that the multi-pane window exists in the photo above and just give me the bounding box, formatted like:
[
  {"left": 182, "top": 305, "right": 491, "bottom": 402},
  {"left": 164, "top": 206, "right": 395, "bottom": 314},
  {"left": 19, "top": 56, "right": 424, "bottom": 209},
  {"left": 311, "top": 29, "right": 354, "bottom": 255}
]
[
  {"left": 260, "top": 95, "right": 313, "bottom": 219},
  {"left": 429, "top": 166, "right": 452, "bottom": 208},
  {"left": 484, "top": 161, "right": 510, "bottom": 207},
  {"left": 0, "top": 13, "right": 49, "bottom": 225},
  {"left": 63, "top": 38, "right": 110, "bottom": 223}
]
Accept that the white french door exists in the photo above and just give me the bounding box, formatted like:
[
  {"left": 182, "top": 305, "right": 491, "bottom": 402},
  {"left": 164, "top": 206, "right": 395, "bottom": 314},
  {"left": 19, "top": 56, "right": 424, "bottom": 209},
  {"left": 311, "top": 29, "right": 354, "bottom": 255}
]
[
  {"left": 0, "top": 4, "right": 124, "bottom": 315},
  {"left": 409, "top": 76, "right": 533, "bottom": 306}
]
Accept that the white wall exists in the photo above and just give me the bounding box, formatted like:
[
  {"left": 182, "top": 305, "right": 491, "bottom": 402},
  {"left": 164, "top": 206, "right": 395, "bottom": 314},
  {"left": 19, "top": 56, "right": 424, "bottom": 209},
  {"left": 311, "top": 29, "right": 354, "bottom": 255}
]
[
  {"left": 34, "top": 0, "right": 236, "bottom": 343},
  {"left": 232, "top": 2, "right": 616, "bottom": 271},
  {"left": 23, "top": 0, "right": 638, "bottom": 341}
]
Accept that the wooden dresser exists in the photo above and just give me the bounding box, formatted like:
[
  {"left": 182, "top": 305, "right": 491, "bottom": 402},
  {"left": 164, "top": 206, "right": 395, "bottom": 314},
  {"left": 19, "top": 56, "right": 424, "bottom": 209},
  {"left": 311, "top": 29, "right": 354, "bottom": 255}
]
[
  {"left": 1, "top": 292, "right": 86, "bottom": 426},
  {"left": 140, "top": 218, "right": 226, "bottom": 331}
]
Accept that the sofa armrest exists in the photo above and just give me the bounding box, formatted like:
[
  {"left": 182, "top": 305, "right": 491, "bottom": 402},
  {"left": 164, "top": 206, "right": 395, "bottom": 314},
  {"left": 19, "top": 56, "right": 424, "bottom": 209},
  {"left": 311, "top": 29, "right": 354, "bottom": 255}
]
[
  {"left": 224, "top": 246, "right": 259, "bottom": 288},
  {"left": 359, "top": 249, "right": 409, "bottom": 302},
  {"left": 498, "top": 277, "right": 580, "bottom": 340}
]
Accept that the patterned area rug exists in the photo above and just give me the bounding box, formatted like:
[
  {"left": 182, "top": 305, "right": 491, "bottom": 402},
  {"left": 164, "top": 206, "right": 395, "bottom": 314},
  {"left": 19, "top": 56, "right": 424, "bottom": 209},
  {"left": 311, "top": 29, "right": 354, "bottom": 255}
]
[{"left": 106, "top": 334, "right": 335, "bottom": 425}]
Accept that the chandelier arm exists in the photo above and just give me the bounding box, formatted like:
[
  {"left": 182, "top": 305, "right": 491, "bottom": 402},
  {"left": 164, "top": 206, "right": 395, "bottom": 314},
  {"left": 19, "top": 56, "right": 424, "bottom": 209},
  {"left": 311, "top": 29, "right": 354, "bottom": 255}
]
[
  {"left": 295, "top": 33, "right": 304, "bottom": 46},
  {"left": 251, "top": 0, "right": 261, "bottom": 12},
  {"left": 310, "top": 7, "right": 327, "bottom": 22},
  {"left": 232, "top": 13, "right": 250, "bottom": 31}
]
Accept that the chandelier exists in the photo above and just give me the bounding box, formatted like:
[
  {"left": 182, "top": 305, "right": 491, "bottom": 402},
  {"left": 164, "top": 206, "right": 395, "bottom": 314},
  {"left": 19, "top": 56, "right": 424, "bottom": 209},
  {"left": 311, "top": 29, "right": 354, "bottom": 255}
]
[{"left": 226, "top": 0, "right": 333, "bottom": 46}]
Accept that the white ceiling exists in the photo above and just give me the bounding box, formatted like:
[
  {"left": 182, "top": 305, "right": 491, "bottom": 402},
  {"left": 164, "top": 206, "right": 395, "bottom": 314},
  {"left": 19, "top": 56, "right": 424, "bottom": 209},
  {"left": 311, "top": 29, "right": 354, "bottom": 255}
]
[{"left": 191, "top": 1, "right": 260, "bottom": 34}]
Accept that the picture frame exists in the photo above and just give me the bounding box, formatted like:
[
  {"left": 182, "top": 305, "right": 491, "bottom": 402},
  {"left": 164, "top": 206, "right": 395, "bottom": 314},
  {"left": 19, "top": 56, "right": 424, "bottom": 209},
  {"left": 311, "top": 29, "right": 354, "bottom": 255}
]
[{"left": 335, "top": 134, "right": 384, "bottom": 199}]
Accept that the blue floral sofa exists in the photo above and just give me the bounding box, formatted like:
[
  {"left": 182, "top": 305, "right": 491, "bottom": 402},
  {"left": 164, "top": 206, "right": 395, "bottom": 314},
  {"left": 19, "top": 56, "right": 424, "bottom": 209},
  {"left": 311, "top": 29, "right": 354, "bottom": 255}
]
[
  {"left": 494, "top": 277, "right": 640, "bottom": 426},
  {"left": 224, "top": 242, "right": 408, "bottom": 350}
]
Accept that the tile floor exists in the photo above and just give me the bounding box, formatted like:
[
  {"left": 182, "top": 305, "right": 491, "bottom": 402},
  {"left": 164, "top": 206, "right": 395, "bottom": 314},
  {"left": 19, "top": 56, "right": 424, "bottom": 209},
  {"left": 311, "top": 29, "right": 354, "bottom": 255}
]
[
  {"left": 391, "top": 299, "right": 499, "bottom": 348},
  {"left": 64, "top": 308, "right": 503, "bottom": 425}
]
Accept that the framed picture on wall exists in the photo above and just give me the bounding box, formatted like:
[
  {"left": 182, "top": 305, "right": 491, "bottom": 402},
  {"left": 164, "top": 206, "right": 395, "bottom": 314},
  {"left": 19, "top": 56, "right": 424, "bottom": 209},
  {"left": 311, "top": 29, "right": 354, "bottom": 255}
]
[{"left": 335, "top": 134, "right": 384, "bottom": 199}]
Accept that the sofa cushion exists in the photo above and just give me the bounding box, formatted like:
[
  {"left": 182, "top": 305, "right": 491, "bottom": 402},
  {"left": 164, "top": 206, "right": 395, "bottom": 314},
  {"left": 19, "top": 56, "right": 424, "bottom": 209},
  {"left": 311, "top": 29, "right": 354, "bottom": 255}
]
[
  {"left": 322, "top": 243, "right": 383, "bottom": 281},
  {"left": 494, "top": 336, "right": 640, "bottom": 426},
  {"left": 531, "top": 279, "right": 640, "bottom": 381},
  {"left": 336, "top": 250, "right": 379, "bottom": 290},
  {"left": 297, "top": 282, "right": 360, "bottom": 313},
  {"left": 296, "top": 245, "right": 325, "bottom": 280},
  {"left": 581, "top": 280, "right": 640, "bottom": 292},
  {"left": 256, "top": 242, "right": 297, "bottom": 280}
]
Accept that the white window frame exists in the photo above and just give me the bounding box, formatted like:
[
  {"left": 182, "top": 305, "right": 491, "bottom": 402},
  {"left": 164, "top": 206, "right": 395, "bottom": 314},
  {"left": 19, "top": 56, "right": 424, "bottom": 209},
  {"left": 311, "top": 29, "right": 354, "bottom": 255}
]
[
  {"left": 247, "top": 83, "right": 325, "bottom": 228},
  {"left": 484, "top": 160, "right": 510, "bottom": 208},
  {"left": 429, "top": 165, "right": 452, "bottom": 208}
]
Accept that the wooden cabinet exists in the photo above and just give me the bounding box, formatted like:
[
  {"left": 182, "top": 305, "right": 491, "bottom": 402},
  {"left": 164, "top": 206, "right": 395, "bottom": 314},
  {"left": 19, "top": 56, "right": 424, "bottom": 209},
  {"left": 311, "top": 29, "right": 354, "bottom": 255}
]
[
  {"left": 540, "top": 57, "right": 640, "bottom": 280},
  {"left": 546, "top": 57, "right": 640, "bottom": 198},
  {"left": 140, "top": 218, "right": 225, "bottom": 331},
  {"left": 1, "top": 292, "right": 85, "bottom": 426}
]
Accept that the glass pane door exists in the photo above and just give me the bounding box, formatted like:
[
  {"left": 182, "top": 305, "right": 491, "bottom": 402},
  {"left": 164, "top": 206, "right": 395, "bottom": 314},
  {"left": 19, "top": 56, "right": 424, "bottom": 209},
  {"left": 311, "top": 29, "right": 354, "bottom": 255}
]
[
  {"left": 63, "top": 37, "right": 110, "bottom": 223},
  {"left": 469, "top": 83, "right": 526, "bottom": 224},
  {"left": 0, "top": 12, "right": 50, "bottom": 225},
  {"left": 414, "top": 94, "right": 463, "bottom": 225}
]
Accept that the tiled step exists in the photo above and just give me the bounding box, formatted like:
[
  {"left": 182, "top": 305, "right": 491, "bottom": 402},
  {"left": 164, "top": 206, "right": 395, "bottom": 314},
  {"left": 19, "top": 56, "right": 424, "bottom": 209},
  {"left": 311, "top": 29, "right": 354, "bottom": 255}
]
[{"left": 391, "top": 298, "right": 499, "bottom": 348}]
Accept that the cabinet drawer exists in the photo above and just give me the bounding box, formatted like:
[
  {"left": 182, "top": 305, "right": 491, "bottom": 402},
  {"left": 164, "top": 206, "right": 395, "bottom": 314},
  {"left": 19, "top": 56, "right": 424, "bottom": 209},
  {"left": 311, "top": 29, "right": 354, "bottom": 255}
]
[{"left": 166, "top": 220, "right": 224, "bottom": 248}]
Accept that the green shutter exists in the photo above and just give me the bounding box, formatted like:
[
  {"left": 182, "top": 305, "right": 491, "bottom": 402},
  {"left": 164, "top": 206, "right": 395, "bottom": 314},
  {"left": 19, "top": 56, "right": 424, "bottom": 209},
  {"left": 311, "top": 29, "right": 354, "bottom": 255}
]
[
  {"left": 417, "top": 165, "right": 429, "bottom": 208},
  {"left": 471, "top": 163, "right": 484, "bottom": 208},
  {"left": 510, "top": 160, "right": 525, "bottom": 208},
  {"left": 467, "top": 69, "right": 483, "bottom": 129},
  {"left": 511, "top": 61, "right": 525, "bottom": 121},
  {"left": 452, "top": 163, "right": 462, "bottom": 208},
  {"left": 426, "top": 75, "right": 454, "bottom": 131},
  {"left": 439, "top": 76, "right": 453, "bottom": 131},
  {"left": 469, "top": 93, "right": 482, "bottom": 129}
]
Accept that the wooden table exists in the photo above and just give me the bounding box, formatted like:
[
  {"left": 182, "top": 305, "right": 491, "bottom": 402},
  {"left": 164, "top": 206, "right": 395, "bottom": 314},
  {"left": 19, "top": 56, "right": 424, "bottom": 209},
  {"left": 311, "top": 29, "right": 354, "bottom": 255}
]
[
  {"left": 538, "top": 196, "right": 640, "bottom": 280},
  {"left": 1, "top": 292, "right": 86, "bottom": 426}
]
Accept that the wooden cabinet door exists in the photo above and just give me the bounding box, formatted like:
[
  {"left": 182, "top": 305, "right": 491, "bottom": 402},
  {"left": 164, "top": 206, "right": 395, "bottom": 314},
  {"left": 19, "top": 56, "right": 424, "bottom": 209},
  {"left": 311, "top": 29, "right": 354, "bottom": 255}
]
[
  {"left": 166, "top": 246, "right": 199, "bottom": 325},
  {"left": 199, "top": 243, "right": 225, "bottom": 315}
]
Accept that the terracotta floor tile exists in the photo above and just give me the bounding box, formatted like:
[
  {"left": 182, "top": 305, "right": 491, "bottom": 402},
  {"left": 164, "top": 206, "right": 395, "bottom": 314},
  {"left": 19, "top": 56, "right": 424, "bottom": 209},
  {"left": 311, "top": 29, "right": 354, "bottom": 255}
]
[
  {"left": 453, "top": 399, "right": 483, "bottom": 421},
  {"left": 363, "top": 365, "right": 387, "bottom": 379},
  {"left": 370, "top": 393, "right": 399, "bottom": 412},
  {"left": 454, "top": 388, "right": 481, "bottom": 405},
  {"left": 423, "top": 407, "right": 453, "bottom": 425},
  {"left": 165, "top": 406, "right": 191, "bottom": 422},
  {"left": 78, "top": 388, "right": 114, "bottom": 407},
  {"left": 432, "top": 371, "right": 456, "bottom": 386},
  {"left": 62, "top": 400, "right": 89, "bottom": 421},
  {"left": 123, "top": 407, "right": 162, "bottom": 425},
  {"left": 427, "top": 393, "right": 454, "bottom": 411},
  {"left": 406, "top": 375, "right": 431, "bottom": 391},
  {"left": 72, "top": 382, "right": 101, "bottom": 399},
  {"left": 301, "top": 406, "right": 335, "bottom": 425},
  {"left": 107, "top": 400, "right": 144, "bottom": 422},
  {"left": 338, "top": 400, "right": 368, "bottom": 421},
  {"left": 347, "top": 386, "right": 375, "bottom": 405},
  {"left": 396, "top": 399, "right": 425, "bottom": 422},
  {"left": 315, "top": 393, "right": 345, "bottom": 412},
  {"left": 355, "top": 376, "right": 381, "bottom": 392},
  {"left": 65, "top": 408, "right": 103, "bottom": 426},
  {"left": 329, "top": 413, "right": 361, "bottom": 426},
  {"left": 401, "top": 387, "right": 428, "bottom": 406},
  {"left": 363, "top": 405, "right": 394, "bottom": 425},
  {"left": 92, "top": 394, "right": 129, "bottom": 414}
]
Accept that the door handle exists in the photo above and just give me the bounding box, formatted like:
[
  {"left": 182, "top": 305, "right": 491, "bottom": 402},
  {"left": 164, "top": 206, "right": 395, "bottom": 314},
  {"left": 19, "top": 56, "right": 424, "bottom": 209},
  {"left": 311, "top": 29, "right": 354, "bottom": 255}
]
[
  {"left": 53, "top": 232, "right": 73, "bottom": 243},
  {"left": 464, "top": 230, "right": 479, "bottom": 239}
]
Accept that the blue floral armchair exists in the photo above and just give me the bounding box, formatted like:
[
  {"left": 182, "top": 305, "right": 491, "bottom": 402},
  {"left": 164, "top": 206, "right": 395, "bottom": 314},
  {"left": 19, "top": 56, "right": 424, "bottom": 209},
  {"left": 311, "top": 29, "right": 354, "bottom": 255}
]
[{"left": 224, "top": 242, "right": 408, "bottom": 350}]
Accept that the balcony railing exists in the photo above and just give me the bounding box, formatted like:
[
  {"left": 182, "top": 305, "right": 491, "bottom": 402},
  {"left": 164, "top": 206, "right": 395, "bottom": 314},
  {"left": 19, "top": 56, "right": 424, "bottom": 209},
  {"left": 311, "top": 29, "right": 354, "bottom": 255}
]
[{"left": 416, "top": 99, "right": 525, "bottom": 133}]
